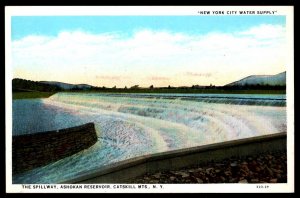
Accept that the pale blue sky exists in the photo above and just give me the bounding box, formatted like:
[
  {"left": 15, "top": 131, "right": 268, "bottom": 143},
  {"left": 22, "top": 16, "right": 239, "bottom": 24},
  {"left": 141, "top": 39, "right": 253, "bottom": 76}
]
[
  {"left": 11, "top": 16, "right": 287, "bottom": 87},
  {"left": 12, "top": 16, "right": 285, "bottom": 40}
]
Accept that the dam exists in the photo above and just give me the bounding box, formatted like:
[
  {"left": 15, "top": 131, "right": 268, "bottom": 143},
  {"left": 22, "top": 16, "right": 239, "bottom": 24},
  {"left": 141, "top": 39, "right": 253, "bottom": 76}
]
[{"left": 12, "top": 92, "right": 286, "bottom": 183}]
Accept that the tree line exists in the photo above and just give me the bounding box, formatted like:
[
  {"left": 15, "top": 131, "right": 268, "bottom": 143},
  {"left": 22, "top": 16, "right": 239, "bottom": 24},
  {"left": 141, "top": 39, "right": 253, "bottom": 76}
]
[{"left": 12, "top": 78, "right": 62, "bottom": 92}]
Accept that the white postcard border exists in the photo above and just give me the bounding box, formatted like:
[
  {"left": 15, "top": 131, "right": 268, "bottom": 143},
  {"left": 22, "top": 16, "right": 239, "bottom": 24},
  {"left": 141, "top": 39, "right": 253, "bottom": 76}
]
[{"left": 5, "top": 6, "right": 294, "bottom": 193}]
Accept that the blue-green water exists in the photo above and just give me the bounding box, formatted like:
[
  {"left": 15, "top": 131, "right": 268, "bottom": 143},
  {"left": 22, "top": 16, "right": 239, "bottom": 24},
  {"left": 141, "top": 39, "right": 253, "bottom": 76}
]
[{"left": 12, "top": 93, "right": 286, "bottom": 183}]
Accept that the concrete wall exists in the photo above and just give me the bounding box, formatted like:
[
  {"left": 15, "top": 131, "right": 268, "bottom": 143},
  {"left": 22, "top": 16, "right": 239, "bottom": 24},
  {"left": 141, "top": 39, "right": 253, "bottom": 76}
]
[
  {"left": 12, "top": 123, "right": 98, "bottom": 175},
  {"left": 62, "top": 132, "right": 286, "bottom": 184}
]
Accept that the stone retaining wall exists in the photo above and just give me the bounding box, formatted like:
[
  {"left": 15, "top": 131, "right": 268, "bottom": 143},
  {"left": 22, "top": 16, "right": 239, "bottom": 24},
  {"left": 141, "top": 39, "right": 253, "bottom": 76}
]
[
  {"left": 62, "top": 132, "right": 286, "bottom": 184},
  {"left": 12, "top": 123, "right": 98, "bottom": 175}
]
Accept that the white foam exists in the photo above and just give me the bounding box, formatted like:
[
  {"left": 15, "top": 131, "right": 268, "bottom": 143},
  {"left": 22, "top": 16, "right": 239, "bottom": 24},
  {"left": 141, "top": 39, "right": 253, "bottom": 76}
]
[{"left": 12, "top": 92, "right": 286, "bottom": 183}]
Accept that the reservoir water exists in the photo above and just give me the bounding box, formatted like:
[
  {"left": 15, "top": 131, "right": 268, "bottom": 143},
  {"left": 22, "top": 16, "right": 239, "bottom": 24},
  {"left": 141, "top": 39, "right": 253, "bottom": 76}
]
[{"left": 12, "top": 92, "right": 286, "bottom": 183}]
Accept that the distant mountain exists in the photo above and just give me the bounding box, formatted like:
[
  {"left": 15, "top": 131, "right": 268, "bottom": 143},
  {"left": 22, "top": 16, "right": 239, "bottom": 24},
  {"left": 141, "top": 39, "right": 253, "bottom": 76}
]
[
  {"left": 39, "top": 81, "right": 94, "bottom": 90},
  {"left": 225, "top": 71, "right": 286, "bottom": 87}
]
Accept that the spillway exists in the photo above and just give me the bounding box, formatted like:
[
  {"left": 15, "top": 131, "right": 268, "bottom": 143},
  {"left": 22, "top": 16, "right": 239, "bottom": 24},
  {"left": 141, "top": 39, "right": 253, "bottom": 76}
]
[{"left": 12, "top": 92, "right": 286, "bottom": 183}]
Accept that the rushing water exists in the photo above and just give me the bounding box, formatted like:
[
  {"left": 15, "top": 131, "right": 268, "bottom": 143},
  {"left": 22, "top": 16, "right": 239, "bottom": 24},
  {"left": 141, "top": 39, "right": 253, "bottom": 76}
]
[{"left": 12, "top": 92, "right": 286, "bottom": 183}]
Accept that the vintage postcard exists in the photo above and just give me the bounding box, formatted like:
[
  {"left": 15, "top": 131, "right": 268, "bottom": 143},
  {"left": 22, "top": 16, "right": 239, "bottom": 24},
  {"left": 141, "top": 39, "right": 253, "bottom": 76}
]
[{"left": 5, "top": 6, "right": 294, "bottom": 193}]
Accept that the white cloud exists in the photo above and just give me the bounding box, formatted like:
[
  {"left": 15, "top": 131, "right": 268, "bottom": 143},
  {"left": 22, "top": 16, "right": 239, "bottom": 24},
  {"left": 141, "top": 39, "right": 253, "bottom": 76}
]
[
  {"left": 12, "top": 24, "right": 286, "bottom": 87},
  {"left": 238, "top": 24, "right": 286, "bottom": 39}
]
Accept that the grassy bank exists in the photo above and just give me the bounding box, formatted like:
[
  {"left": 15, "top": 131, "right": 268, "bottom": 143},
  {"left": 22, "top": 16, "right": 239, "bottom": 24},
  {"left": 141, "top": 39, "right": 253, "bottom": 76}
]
[
  {"left": 68, "top": 89, "right": 286, "bottom": 95},
  {"left": 12, "top": 89, "right": 286, "bottom": 100},
  {"left": 13, "top": 91, "right": 56, "bottom": 100}
]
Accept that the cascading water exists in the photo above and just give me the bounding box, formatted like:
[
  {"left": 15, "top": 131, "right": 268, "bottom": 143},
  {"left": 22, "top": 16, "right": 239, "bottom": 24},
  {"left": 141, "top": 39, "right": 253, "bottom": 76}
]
[{"left": 12, "top": 92, "right": 286, "bottom": 183}]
